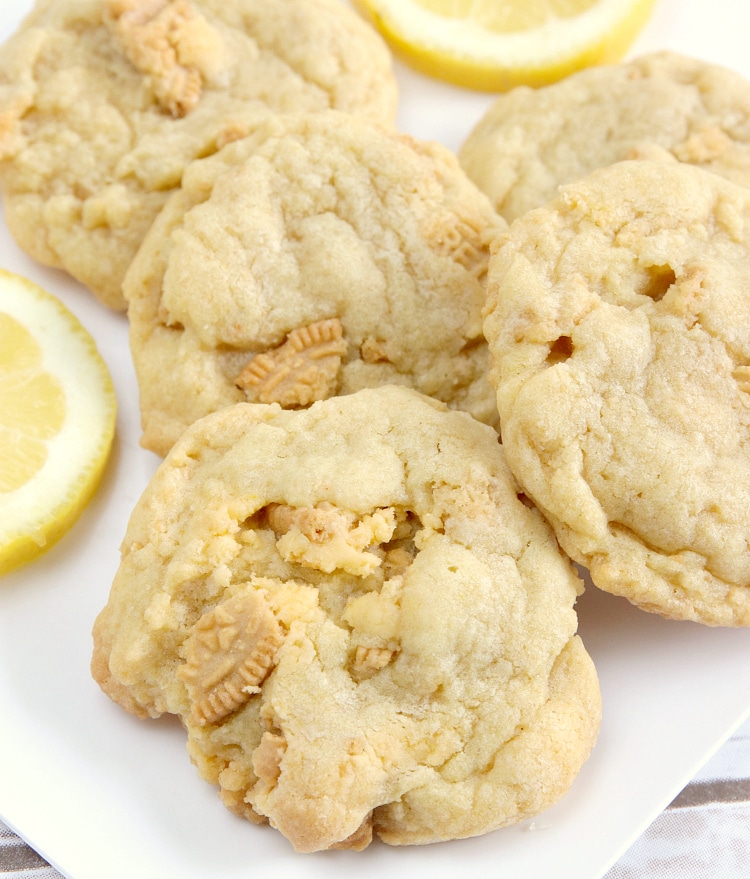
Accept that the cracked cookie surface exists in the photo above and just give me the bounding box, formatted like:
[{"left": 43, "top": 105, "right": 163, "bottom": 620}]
[
  {"left": 459, "top": 51, "right": 750, "bottom": 223},
  {"left": 124, "top": 111, "right": 505, "bottom": 456},
  {"left": 91, "top": 386, "right": 600, "bottom": 852},
  {"left": 484, "top": 159, "right": 750, "bottom": 626},
  {"left": 0, "top": 0, "right": 397, "bottom": 308}
]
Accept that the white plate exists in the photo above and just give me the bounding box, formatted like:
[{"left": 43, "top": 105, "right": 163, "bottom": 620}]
[{"left": 1, "top": 1, "right": 750, "bottom": 877}]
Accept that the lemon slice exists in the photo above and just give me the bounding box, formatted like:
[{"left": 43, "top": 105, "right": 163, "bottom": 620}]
[
  {"left": 0, "top": 269, "right": 117, "bottom": 576},
  {"left": 353, "top": 0, "right": 656, "bottom": 91}
]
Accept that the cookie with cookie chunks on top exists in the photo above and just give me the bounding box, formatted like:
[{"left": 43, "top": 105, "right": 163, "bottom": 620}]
[
  {"left": 0, "top": 0, "right": 398, "bottom": 309},
  {"left": 124, "top": 110, "right": 506, "bottom": 456},
  {"left": 91, "top": 385, "right": 601, "bottom": 852}
]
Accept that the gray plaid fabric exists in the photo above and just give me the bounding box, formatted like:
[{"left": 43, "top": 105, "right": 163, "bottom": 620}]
[
  {"left": 0, "top": 821, "right": 63, "bottom": 878},
  {"left": 605, "top": 718, "right": 750, "bottom": 879}
]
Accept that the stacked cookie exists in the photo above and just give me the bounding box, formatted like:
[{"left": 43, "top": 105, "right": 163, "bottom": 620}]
[{"left": 2, "top": 0, "right": 749, "bottom": 856}]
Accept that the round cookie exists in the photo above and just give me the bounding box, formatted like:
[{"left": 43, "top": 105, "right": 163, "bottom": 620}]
[
  {"left": 91, "top": 386, "right": 601, "bottom": 852},
  {"left": 459, "top": 51, "right": 750, "bottom": 223},
  {"left": 124, "top": 110, "right": 506, "bottom": 457},
  {"left": 483, "top": 159, "right": 750, "bottom": 627},
  {"left": 0, "top": 0, "right": 398, "bottom": 309}
]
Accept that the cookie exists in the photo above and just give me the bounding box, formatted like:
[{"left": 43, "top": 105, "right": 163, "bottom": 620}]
[
  {"left": 459, "top": 51, "right": 750, "bottom": 223},
  {"left": 0, "top": 0, "right": 398, "bottom": 309},
  {"left": 91, "top": 386, "right": 601, "bottom": 852},
  {"left": 483, "top": 158, "right": 750, "bottom": 627},
  {"left": 124, "top": 110, "right": 506, "bottom": 457}
]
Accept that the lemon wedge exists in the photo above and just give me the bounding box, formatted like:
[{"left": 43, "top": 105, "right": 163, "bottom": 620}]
[
  {"left": 0, "top": 269, "right": 117, "bottom": 576},
  {"left": 353, "top": 0, "right": 656, "bottom": 91}
]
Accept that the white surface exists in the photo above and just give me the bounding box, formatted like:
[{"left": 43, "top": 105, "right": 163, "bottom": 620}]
[{"left": 1, "top": 1, "right": 750, "bottom": 878}]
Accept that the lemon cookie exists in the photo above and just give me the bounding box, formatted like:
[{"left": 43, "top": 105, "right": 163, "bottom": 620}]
[
  {"left": 0, "top": 0, "right": 397, "bottom": 309},
  {"left": 484, "top": 159, "right": 750, "bottom": 626},
  {"left": 459, "top": 51, "right": 750, "bottom": 223},
  {"left": 91, "top": 386, "right": 601, "bottom": 852},
  {"left": 124, "top": 110, "right": 505, "bottom": 456}
]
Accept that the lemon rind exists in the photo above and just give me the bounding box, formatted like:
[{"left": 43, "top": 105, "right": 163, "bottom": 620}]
[
  {"left": 354, "top": 0, "right": 656, "bottom": 91},
  {"left": 0, "top": 270, "right": 117, "bottom": 575}
]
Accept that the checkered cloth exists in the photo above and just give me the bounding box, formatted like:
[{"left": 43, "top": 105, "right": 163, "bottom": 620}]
[
  {"left": 3, "top": 719, "right": 750, "bottom": 879},
  {"left": 0, "top": 820, "right": 59, "bottom": 878},
  {"left": 604, "top": 717, "right": 750, "bottom": 879}
]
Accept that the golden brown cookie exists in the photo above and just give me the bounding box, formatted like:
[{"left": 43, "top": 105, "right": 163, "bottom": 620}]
[
  {"left": 92, "top": 386, "right": 601, "bottom": 852},
  {"left": 484, "top": 158, "right": 750, "bottom": 626},
  {"left": 124, "top": 110, "right": 505, "bottom": 456},
  {"left": 0, "top": 0, "right": 397, "bottom": 308},
  {"left": 459, "top": 51, "right": 750, "bottom": 223}
]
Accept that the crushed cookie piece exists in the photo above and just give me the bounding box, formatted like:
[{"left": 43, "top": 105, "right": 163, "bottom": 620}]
[
  {"left": 266, "top": 501, "right": 354, "bottom": 544},
  {"left": 360, "top": 337, "right": 390, "bottom": 364},
  {"left": 674, "top": 124, "right": 733, "bottom": 164},
  {"left": 105, "top": 0, "right": 225, "bottom": 117},
  {"left": 351, "top": 645, "right": 394, "bottom": 679},
  {"left": 267, "top": 503, "right": 397, "bottom": 577},
  {"left": 236, "top": 318, "right": 347, "bottom": 408},
  {"left": 422, "top": 213, "right": 492, "bottom": 279},
  {"left": 178, "top": 590, "right": 284, "bottom": 725}
]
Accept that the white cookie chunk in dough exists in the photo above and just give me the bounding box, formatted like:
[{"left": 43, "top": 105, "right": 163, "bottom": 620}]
[
  {"left": 0, "top": 0, "right": 398, "bottom": 309},
  {"left": 484, "top": 159, "right": 750, "bottom": 627},
  {"left": 125, "top": 110, "right": 506, "bottom": 456},
  {"left": 91, "top": 386, "right": 601, "bottom": 852}
]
